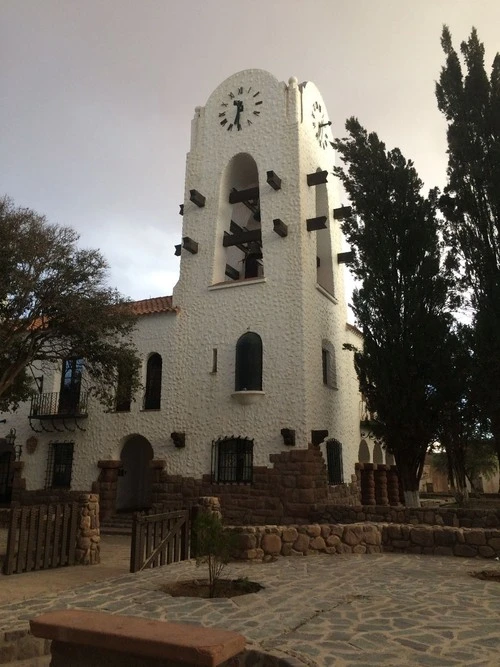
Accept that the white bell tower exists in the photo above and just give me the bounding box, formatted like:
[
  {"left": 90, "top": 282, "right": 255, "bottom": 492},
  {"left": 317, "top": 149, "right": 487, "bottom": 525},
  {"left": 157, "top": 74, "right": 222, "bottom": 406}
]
[{"left": 170, "top": 69, "right": 359, "bottom": 480}]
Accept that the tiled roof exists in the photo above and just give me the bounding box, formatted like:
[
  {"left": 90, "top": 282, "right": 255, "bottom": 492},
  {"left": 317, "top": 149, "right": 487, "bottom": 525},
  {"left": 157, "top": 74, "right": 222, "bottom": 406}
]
[
  {"left": 129, "top": 296, "right": 177, "bottom": 316},
  {"left": 346, "top": 322, "right": 363, "bottom": 338}
]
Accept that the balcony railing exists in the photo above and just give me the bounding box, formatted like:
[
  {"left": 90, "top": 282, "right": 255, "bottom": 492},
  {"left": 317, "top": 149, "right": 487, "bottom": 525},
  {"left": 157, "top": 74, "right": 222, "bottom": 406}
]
[{"left": 30, "top": 391, "right": 89, "bottom": 419}]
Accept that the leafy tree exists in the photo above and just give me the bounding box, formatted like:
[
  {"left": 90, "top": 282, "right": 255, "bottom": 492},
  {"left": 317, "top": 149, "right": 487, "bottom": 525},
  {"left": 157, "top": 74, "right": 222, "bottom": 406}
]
[
  {"left": 431, "top": 438, "right": 497, "bottom": 496},
  {"left": 192, "top": 511, "right": 238, "bottom": 598},
  {"left": 434, "top": 324, "right": 488, "bottom": 501},
  {"left": 436, "top": 26, "right": 500, "bottom": 481},
  {"left": 0, "top": 196, "right": 140, "bottom": 412},
  {"left": 334, "top": 118, "right": 453, "bottom": 507}
]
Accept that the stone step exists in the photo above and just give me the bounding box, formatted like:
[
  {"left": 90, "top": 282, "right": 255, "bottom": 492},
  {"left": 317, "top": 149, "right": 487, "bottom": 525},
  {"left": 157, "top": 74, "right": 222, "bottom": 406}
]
[{"left": 2, "top": 657, "right": 50, "bottom": 667}]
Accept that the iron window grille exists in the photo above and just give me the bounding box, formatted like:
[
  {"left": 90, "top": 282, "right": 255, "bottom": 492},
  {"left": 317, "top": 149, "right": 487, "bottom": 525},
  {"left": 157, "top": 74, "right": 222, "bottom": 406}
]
[
  {"left": 45, "top": 441, "right": 74, "bottom": 489},
  {"left": 326, "top": 439, "right": 344, "bottom": 485},
  {"left": 211, "top": 436, "right": 254, "bottom": 483}
]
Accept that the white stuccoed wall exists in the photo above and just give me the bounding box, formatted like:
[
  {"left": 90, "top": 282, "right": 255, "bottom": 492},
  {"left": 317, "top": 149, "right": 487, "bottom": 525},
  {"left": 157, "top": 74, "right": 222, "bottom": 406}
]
[{"left": 1, "top": 69, "right": 363, "bottom": 492}]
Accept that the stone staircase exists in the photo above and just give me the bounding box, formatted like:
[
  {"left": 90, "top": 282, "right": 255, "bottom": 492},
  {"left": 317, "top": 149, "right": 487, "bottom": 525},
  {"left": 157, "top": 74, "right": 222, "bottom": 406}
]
[{"left": 99, "top": 512, "right": 136, "bottom": 536}]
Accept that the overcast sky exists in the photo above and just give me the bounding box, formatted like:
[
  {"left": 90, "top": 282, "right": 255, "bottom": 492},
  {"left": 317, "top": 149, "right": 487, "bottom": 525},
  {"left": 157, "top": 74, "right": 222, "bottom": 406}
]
[{"left": 1, "top": 0, "right": 499, "bottom": 305}]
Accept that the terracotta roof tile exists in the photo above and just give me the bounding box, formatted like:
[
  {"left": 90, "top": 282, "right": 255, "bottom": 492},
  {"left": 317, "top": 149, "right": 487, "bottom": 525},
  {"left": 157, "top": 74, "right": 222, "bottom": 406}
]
[
  {"left": 346, "top": 322, "right": 363, "bottom": 338},
  {"left": 129, "top": 296, "right": 176, "bottom": 316}
]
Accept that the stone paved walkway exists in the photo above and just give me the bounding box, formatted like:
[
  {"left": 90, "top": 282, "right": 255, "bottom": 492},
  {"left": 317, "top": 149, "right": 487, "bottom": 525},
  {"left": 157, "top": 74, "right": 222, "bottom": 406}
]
[{"left": 1, "top": 553, "right": 500, "bottom": 666}]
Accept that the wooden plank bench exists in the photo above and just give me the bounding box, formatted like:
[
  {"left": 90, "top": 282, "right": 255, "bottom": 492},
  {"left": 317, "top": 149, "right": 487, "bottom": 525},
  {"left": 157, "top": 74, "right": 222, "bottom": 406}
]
[{"left": 30, "top": 610, "right": 246, "bottom": 667}]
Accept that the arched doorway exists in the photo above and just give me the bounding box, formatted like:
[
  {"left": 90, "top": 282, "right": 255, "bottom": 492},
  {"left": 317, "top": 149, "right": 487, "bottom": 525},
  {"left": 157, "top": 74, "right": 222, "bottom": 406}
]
[
  {"left": 358, "top": 439, "right": 370, "bottom": 463},
  {"left": 0, "top": 438, "right": 14, "bottom": 504},
  {"left": 373, "top": 442, "right": 384, "bottom": 465},
  {"left": 116, "top": 435, "right": 154, "bottom": 512}
]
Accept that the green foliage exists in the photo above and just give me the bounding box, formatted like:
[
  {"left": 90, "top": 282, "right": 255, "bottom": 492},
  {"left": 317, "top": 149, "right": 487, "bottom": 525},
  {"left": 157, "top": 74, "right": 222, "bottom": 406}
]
[
  {"left": 193, "top": 511, "right": 238, "bottom": 598},
  {"left": 333, "top": 119, "right": 453, "bottom": 500},
  {"left": 0, "top": 196, "right": 140, "bottom": 412},
  {"left": 436, "top": 27, "right": 500, "bottom": 479},
  {"left": 431, "top": 439, "right": 498, "bottom": 490}
]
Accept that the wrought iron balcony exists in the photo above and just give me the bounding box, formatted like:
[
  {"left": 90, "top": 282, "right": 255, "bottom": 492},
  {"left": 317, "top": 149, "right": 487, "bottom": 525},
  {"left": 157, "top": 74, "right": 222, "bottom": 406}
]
[{"left": 29, "top": 391, "right": 88, "bottom": 432}]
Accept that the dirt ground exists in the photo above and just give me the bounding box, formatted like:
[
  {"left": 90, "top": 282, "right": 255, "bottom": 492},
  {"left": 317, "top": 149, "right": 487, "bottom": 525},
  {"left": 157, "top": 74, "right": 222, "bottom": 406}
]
[{"left": 0, "top": 533, "right": 131, "bottom": 605}]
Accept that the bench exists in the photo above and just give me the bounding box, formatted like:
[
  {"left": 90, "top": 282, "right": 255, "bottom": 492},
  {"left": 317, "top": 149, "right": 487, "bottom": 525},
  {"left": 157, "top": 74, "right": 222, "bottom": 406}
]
[{"left": 30, "top": 610, "right": 246, "bottom": 667}]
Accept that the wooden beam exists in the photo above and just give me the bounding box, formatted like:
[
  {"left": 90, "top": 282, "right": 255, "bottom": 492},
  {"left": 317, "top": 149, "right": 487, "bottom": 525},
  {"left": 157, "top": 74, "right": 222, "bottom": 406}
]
[
  {"left": 182, "top": 237, "right": 198, "bottom": 255},
  {"left": 311, "top": 429, "right": 328, "bottom": 446},
  {"left": 266, "top": 170, "right": 281, "bottom": 191},
  {"left": 223, "top": 229, "right": 262, "bottom": 247},
  {"left": 189, "top": 189, "right": 206, "bottom": 208},
  {"left": 273, "top": 218, "right": 288, "bottom": 238},
  {"left": 307, "top": 171, "right": 328, "bottom": 186},
  {"left": 174, "top": 244, "right": 181, "bottom": 257},
  {"left": 179, "top": 204, "right": 184, "bottom": 215},
  {"left": 306, "top": 216, "right": 327, "bottom": 231},
  {"left": 337, "top": 251, "right": 354, "bottom": 264},
  {"left": 333, "top": 205, "right": 352, "bottom": 220},
  {"left": 225, "top": 264, "right": 239, "bottom": 280},
  {"left": 229, "top": 186, "right": 260, "bottom": 204}
]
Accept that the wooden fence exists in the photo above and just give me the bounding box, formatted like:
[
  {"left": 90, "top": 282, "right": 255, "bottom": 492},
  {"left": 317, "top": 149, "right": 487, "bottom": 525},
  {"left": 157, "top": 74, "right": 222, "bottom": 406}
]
[
  {"left": 130, "top": 509, "right": 190, "bottom": 573},
  {"left": 3, "top": 503, "right": 79, "bottom": 575}
]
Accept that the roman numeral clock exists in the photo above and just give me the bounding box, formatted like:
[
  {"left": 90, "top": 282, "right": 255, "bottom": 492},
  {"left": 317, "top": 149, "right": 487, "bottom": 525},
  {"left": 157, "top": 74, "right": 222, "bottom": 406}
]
[{"left": 218, "top": 86, "right": 263, "bottom": 131}]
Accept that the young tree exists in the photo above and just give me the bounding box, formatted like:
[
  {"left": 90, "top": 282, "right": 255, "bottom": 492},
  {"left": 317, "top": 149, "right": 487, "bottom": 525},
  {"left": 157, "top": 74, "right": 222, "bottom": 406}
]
[
  {"left": 334, "top": 119, "right": 453, "bottom": 506},
  {"left": 0, "top": 196, "right": 140, "bottom": 412},
  {"left": 436, "top": 27, "right": 500, "bottom": 481}
]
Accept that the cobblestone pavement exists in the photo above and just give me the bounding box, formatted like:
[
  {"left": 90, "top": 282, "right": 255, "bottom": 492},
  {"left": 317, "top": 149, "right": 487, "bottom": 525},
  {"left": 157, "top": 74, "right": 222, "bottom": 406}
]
[{"left": 2, "top": 552, "right": 500, "bottom": 665}]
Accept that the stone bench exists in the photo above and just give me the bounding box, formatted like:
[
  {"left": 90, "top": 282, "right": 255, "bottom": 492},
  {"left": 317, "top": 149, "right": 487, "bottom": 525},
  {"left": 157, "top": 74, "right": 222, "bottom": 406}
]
[{"left": 30, "top": 610, "right": 246, "bottom": 667}]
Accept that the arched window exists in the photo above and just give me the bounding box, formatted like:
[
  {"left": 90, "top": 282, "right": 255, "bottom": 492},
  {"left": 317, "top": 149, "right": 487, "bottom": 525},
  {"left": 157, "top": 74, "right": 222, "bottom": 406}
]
[
  {"left": 321, "top": 340, "right": 337, "bottom": 389},
  {"left": 235, "top": 332, "right": 262, "bottom": 391},
  {"left": 144, "top": 353, "right": 162, "bottom": 410},
  {"left": 326, "top": 439, "right": 344, "bottom": 485}
]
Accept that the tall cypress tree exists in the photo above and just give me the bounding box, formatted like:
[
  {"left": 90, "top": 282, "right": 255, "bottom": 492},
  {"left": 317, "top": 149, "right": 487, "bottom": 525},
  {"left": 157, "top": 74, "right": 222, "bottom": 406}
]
[
  {"left": 436, "top": 27, "right": 500, "bottom": 481},
  {"left": 333, "top": 118, "right": 452, "bottom": 506}
]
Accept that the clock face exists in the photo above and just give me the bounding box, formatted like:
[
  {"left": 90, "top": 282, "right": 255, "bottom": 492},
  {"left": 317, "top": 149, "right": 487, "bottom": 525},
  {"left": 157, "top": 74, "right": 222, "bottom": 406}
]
[
  {"left": 311, "top": 100, "right": 332, "bottom": 150},
  {"left": 218, "top": 85, "right": 263, "bottom": 131}
]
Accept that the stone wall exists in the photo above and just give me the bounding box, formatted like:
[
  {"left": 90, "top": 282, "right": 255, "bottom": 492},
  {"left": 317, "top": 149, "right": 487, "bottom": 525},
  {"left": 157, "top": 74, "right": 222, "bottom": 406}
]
[
  {"left": 151, "top": 445, "right": 360, "bottom": 525},
  {"left": 75, "top": 493, "right": 100, "bottom": 565},
  {"left": 230, "top": 522, "right": 500, "bottom": 560},
  {"left": 312, "top": 504, "right": 500, "bottom": 529}
]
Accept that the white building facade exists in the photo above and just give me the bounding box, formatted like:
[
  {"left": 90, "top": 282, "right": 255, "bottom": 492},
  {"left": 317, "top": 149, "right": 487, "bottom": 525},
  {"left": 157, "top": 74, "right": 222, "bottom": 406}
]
[{"left": 1, "top": 70, "right": 375, "bottom": 519}]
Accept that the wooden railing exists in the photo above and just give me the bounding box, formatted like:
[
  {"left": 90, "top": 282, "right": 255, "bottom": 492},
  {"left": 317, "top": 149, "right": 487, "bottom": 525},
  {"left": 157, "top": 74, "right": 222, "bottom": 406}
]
[{"left": 3, "top": 503, "right": 79, "bottom": 575}]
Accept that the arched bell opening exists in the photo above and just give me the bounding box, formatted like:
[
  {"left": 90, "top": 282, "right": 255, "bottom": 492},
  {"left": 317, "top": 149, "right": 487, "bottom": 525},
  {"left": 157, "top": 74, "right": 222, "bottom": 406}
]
[
  {"left": 358, "top": 439, "right": 370, "bottom": 463},
  {"left": 215, "top": 153, "right": 263, "bottom": 283},
  {"left": 116, "top": 434, "right": 154, "bottom": 512},
  {"left": 315, "top": 168, "right": 334, "bottom": 295}
]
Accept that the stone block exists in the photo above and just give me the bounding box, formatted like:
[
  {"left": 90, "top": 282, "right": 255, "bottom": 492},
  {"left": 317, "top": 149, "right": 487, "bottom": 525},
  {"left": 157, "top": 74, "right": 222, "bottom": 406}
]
[
  {"left": 261, "top": 534, "right": 281, "bottom": 555},
  {"left": 306, "top": 524, "right": 321, "bottom": 537},
  {"left": 293, "top": 534, "right": 310, "bottom": 553},
  {"left": 352, "top": 545, "right": 366, "bottom": 554},
  {"left": 478, "top": 545, "right": 496, "bottom": 558},
  {"left": 434, "top": 546, "right": 453, "bottom": 556},
  {"left": 454, "top": 544, "right": 477, "bottom": 558},
  {"left": 465, "top": 530, "right": 487, "bottom": 546},
  {"left": 410, "top": 527, "right": 434, "bottom": 547},
  {"left": 281, "top": 543, "right": 293, "bottom": 556},
  {"left": 282, "top": 527, "right": 298, "bottom": 542},
  {"left": 488, "top": 537, "right": 500, "bottom": 551},
  {"left": 343, "top": 526, "right": 363, "bottom": 546},
  {"left": 326, "top": 535, "right": 341, "bottom": 548},
  {"left": 321, "top": 525, "right": 331, "bottom": 538},
  {"left": 310, "top": 536, "right": 326, "bottom": 551},
  {"left": 237, "top": 533, "right": 257, "bottom": 550},
  {"left": 434, "top": 528, "right": 457, "bottom": 547}
]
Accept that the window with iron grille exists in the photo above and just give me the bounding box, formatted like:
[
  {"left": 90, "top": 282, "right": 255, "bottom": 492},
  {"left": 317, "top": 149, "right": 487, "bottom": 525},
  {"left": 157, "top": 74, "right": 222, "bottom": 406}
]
[
  {"left": 211, "top": 437, "right": 253, "bottom": 483},
  {"left": 45, "top": 442, "right": 74, "bottom": 489},
  {"left": 326, "top": 439, "right": 343, "bottom": 485}
]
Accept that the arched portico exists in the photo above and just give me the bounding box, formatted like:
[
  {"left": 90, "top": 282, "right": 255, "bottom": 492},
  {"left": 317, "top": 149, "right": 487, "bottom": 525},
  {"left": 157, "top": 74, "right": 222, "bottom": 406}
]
[{"left": 116, "top": 434, "right": 154, "bottom": 512}]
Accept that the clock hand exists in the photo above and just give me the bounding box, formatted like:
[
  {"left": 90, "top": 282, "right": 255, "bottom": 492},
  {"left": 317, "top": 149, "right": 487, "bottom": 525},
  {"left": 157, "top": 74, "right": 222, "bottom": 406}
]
[{"left": 233, "top": 100, "right": 244, "bottom": 129}]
